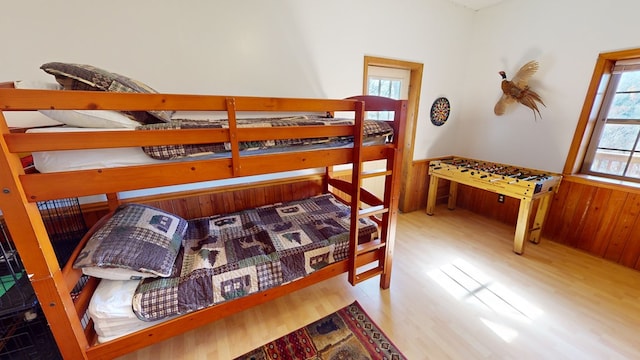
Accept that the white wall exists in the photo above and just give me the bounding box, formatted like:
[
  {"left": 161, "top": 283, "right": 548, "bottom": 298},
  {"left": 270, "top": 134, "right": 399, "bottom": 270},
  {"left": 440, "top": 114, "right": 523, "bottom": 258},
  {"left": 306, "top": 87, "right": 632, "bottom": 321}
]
[
  {"left": 1, "top": 0, "right": 474, "bottom": 160},
  {"left": 460, "top": 0, "right": 640, "bottom": 172},
  {"left": 0, "top": 0, "right": 475, "bottom": 202},
  {"left": 4, "top": 0, "right": 636, "bottom": 176}
]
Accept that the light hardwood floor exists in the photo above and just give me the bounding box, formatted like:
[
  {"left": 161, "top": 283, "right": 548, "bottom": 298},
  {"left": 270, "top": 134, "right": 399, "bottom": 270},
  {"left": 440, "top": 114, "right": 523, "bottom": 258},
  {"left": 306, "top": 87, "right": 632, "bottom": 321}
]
[{"left": 118, "top": 206, "right": 640, "bottom": 359}]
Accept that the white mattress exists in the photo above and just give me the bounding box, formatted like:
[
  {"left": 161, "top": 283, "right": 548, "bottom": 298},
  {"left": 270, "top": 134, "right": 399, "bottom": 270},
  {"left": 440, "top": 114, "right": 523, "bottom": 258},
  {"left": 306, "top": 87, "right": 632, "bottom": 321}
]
[
  {"left": 26, "top": 127, "right": 169, "bottom": 173},
  {"left": 26, "top": 125, "right": 384, "bottom": 174},
  {"left": 89, "top": 279, "right": 169, "bottom": 343},
  {"left": 25, "top": 126, "right": 326, "bottom": 203}
]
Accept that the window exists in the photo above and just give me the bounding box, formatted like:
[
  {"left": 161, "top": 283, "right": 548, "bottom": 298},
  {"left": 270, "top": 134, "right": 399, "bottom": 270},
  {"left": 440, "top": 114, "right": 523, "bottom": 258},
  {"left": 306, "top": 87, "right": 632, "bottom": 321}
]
[
  {"left": 366, "top": 66, "right": 409, "bottom": 120},
  {"left": 367, "top": 77, "right": 401, "bottom": 121},
  {"left": 582, "top": 59, "right": 640, "bottom": 181}
]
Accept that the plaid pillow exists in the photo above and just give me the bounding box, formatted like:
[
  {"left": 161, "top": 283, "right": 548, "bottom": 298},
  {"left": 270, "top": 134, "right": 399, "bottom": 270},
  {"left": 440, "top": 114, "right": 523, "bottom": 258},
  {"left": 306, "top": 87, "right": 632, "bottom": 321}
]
[
  {"left": 73, "top": 204, "right": 188, "bottom": 280},
  {"left": 40, "top": 62, "right": 173, "bottom": 124}
]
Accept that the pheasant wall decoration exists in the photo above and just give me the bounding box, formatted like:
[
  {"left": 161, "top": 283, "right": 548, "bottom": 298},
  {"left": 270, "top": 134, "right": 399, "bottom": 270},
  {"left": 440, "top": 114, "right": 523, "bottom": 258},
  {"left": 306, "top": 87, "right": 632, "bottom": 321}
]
[{"left": 494, "top": 60, "right": 545, "bottom": 119}]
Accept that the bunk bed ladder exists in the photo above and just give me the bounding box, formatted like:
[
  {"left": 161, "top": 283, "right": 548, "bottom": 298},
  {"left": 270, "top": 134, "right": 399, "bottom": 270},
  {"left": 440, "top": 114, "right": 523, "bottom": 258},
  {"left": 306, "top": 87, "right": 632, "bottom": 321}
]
[
  {"left": 347, "top": 102, "right": 391, "bottom": 286},
  {"left": 348, "top": 170, "right": 395, "bottom": 286},
  {"left": 345, "top": 96, "right": 407, "bottom": 288}
]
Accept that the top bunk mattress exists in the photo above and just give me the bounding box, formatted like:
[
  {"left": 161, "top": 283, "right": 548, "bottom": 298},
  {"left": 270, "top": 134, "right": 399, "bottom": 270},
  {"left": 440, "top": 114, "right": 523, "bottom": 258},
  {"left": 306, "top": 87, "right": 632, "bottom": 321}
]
[
  {"left": 27, "top": 127, "right": 170, "bottom": 173},
  {"left": 139, "top": 115, "right": 393, "bottom": 160},
  {"left": 27, "top": 116, "right": 393, "bottom": 173}
]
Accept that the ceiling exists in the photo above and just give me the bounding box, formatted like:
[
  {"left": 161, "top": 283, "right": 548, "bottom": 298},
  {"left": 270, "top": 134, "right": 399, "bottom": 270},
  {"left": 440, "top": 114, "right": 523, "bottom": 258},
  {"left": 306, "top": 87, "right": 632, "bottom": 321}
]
[{"left": 447, "top": 0, "right": 506, "bottom": 10}]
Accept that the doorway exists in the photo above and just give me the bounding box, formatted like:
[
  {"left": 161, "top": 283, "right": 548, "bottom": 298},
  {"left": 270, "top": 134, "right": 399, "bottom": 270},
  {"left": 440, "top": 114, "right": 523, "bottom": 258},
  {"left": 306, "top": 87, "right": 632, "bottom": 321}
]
[{"left": 363, "top": 56, "right": 423, "bottom": 212}]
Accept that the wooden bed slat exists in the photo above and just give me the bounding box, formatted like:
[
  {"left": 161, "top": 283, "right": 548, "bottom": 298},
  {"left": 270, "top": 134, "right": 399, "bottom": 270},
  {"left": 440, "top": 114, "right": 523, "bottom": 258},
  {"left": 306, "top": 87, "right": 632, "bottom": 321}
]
[
  {"left": 327, "top": 178, "right": 385, "bottom": 207},
  {"left": 0, "top": 89, "right": 360, "bottom": 112}
]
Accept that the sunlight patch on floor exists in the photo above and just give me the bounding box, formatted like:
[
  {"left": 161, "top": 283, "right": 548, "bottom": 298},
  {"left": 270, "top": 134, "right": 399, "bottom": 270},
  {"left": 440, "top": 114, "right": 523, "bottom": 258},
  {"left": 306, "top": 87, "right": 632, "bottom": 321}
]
[
  {"left": 480, "top": 318, "right": 519, "bottom": 342},
  {"left": 427, "top": 258, "right": 543, "bottom": 342}
]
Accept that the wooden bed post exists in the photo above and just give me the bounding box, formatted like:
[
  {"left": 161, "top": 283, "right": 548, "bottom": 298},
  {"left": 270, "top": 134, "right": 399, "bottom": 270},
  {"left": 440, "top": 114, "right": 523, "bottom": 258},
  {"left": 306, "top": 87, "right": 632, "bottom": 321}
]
[
  {"left": 106, "top": 192, "right": 121, "bottom": 211},
  {"left": 324, "top": 165, "right": 334, "bottom": 194},
  {"left": 0, "top": 115, "right": 89, "bottom": 359},
  {"left": 378, "top": 99, "right": 408, "bottom": 288},
  {"left": 348, "top": 101, "right": 366, "bottom": 286}
]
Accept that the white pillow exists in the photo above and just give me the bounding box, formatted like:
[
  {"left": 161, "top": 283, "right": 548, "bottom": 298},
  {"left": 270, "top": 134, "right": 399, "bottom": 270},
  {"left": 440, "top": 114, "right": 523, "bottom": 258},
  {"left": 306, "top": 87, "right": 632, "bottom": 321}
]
[
  {"left": 13, "top": 80, "right": 61, "bottom": 90},
  {"left": 4, "top": 81, "right": 63, "bottom": 127},
  {"left": 39, "top": 109, "right": 142, "bottom": 129},
  {"left": 89, "top": 279, "right": 174, "bottom": 343},
  {"left": 2, "top": 111, "right": 62, "bottom": 128},
  {"left": 81, "top": 266, "right": 156, "bottom": 281},
  {"left": 13, "top": 80, "right": 141, "bottom": 129}
]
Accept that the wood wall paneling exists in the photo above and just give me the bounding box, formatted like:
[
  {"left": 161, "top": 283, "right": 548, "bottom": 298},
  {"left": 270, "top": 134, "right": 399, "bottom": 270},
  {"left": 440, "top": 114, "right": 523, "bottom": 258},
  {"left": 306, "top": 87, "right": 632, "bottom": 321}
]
[
  {"left": 79, "top": 178, "right": 324, "bottom": 228},
  {"left": 521, "top": 178, "right": 640, "bottom": 271},
  {"left": 455, "top": 184, "right": 520, "bottom": 225},
  {"left": 620, "top": 202, "right": 640, "bottom": 269},
  {"left": 572, "top": 187, "right": 613, "bottom": 255},
  {"left": 604, "top": 193, "right": 640, "bottom": 263},
  {"left": 401, "top": 160, "right": 430, "bottom": 212}
]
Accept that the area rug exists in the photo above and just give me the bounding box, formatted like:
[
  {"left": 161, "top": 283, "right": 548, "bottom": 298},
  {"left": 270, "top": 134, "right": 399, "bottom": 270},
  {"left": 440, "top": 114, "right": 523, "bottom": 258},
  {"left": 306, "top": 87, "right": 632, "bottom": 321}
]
[{"left": 234, "top": 301, "right": 407, "bottom": 360}]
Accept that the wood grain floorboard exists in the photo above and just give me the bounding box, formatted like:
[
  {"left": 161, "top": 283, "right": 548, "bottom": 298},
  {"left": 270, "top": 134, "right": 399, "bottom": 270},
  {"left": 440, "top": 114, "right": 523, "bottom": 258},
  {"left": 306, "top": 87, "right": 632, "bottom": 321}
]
[{"left": 117, "top": 206, "right": 640, "bottom": 359}]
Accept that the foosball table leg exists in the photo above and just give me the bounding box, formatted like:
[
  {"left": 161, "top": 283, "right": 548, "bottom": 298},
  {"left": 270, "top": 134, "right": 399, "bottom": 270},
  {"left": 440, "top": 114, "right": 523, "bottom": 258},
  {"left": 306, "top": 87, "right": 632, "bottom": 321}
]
[
  {"left": 447, "top": 181, "right": 458, "bottom": 210},
  {"left": 529, "top": 193, "right": 552, "bottom": 244},
  {"left": 426, "top": 175, "right": 439, "bottom": 215},
  {"left": 513, "top": 197, "right": 534, "bottom": 255}
]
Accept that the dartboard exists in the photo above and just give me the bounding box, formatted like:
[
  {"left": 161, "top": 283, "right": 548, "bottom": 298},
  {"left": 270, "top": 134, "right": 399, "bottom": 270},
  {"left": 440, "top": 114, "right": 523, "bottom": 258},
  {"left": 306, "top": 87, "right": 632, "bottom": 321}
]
[{"left": 430, "top": 97, "right": 450, "bottom": 126}]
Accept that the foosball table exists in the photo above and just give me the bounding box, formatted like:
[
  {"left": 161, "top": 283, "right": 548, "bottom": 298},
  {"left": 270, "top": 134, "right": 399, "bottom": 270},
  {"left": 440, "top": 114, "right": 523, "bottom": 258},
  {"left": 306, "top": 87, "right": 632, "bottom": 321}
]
[{"left": 426, "top": 157, "right": 562, "bottom": 254}]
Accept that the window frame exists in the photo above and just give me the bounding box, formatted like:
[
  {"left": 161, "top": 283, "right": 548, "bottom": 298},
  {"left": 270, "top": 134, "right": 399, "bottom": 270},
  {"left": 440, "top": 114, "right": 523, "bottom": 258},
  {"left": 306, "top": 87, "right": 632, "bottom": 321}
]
[
  {"left": 580, "top": 68, "right": 640, "bottom": 181},
  {"left": 564, "top": 48, "right": 640, "bottom": 188}
]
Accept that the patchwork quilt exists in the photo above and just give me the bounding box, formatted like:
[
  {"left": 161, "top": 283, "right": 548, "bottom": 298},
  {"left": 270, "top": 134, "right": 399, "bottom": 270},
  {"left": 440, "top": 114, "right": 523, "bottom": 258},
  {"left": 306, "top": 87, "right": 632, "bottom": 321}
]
[
  {"left": 137, "top": 116, "right": 394, "bottom": 160},
  {"left": 132, "top": 194, "right": 378, "bottom": 321}
]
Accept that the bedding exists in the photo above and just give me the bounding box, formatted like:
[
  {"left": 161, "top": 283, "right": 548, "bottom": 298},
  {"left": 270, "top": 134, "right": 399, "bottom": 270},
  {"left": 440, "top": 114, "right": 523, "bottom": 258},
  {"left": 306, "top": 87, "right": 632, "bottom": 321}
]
[
  {"left": 73, "top": 204, "right": 188, "bottom": 280},
  {"left": 40, "top": 62, "right": 174, "bottom": 124},
  {"left": 26, "top": 118, "right": 393, "bottom": 173},
  {"left": 13, "top": 79, "right": 143, "bottom": 128},
  {"left": 40, "top": 109, "right": 141, "bottom": 129},
  {"left": 26, "top": 127, "right": 170, "bottom": 173},
  {"left": 139, "top": 116, "right": 394, "bottom": 160},
  {"left": 130, "top": 193, "right": 377, "bottom": 321},
  {"left": 89, "top": 279, "right": 171, "bottom": 343},
  {"left": 2, "top": 111, "right": 62, "bottom": 129}
]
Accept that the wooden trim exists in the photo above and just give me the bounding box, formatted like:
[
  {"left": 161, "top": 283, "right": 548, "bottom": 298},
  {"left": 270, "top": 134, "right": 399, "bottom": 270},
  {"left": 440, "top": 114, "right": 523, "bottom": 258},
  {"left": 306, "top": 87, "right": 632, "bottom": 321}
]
[{"left": 562, "top": 174, "right": 640, "bottom": 195}]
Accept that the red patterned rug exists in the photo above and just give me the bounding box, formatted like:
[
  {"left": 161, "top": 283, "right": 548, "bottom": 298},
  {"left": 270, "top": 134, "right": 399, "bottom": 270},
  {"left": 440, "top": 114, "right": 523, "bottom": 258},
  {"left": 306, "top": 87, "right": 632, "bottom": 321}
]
[{"left": 234, "top": 301, "right": 406, "bottom": 360}]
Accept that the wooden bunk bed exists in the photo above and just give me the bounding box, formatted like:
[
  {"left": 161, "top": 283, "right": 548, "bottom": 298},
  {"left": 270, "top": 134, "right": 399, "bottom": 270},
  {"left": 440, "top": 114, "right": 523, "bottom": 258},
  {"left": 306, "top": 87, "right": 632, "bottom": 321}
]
[{"left": 0, "top": 85, "right": 407, "bottom": 359}]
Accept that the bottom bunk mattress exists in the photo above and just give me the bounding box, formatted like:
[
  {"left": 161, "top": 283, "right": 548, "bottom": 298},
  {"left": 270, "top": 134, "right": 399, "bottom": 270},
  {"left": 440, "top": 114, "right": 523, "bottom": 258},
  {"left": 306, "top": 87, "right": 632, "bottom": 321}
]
[{"left": 82, "top": 193, "right": 378, "bottom": 334}]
